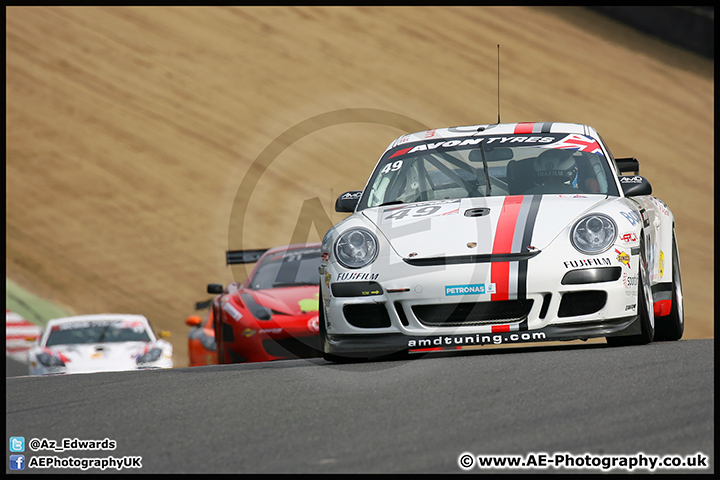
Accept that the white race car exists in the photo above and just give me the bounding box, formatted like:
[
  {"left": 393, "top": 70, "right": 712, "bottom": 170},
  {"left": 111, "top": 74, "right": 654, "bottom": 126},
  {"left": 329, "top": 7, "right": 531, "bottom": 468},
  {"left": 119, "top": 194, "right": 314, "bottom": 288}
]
[
  {"left": 28, "top": 314, "right": 173, "bottom": 375},
  {"left": 320, "top": 122, "right": 683, "bottom": 361}
]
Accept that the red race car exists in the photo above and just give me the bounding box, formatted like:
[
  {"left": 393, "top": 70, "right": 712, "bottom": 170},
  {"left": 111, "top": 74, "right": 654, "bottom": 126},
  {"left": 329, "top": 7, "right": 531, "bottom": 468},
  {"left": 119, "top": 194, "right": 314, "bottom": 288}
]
[
  {"left": 185, "top": 300, "right": 218, "bottom": 367},
  {"left": 209, "top": 243, "right": 322, "bottom": 363}
]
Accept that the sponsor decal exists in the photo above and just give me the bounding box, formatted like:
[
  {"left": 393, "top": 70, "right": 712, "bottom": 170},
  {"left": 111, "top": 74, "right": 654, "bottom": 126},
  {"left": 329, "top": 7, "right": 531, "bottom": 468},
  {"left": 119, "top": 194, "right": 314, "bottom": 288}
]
[
  {"left": 387, "top": 131, "right": 604, "bottom": 160},
  {"left": 445, "top": 283, "right": 497, "bottom": 296},
  {"left": 393, "top": 136, "right": 557, "bottom": 158},
  {"left": 321, "top": 252, "right": 330, "bottom": 262},
  {"left": 336, "top": 272, "right": 380, "bottom": 281},
  {"left": 55, "top": 320, "right": 126, "bottom": 331},
  {"left": 222, "top": 302, "right": 244, "bottom": 321},
  {"left": 259, "top": 328, "right": 283, "bottom": 335},
  {"left": 485, "top": 136, "right": 554, "bottom": 146},
  {"left": 324, "top": 270, "right": 331, "bottom": 288},
  {"left": 361, "top": 288, "right": 382, "bottom": 295},
  {"left": 542, "top": 134, "right": 604, "bottom": 155},
  {"left": 298, "top": 293, "right": 319, "bottom": 312},
  {"left": 625, "top": 304, "right": 636, "bottom": 311},
  {"left": 408, "top": 331, "right": 547, "bottom": 348},
  {"left": 389, "top": 146, "right": 413, "bottom": 159},
  {"left": 556, "top": 194, "right": 587, "bottom": 198},
  {"left": 615, "top": 249, "right": 631, "bottom": 268},
  {"left": 652, "top": 197, "right": 670, "bottom": 216},
  {"left": 619, "top": 232, "right": 638, "bottom": 243},
  {"left": 381, "top": 199, "right": 460, "bottom": 223},
  {"left": 380, "top": 159, "right": 403, "bottom": 174},
  {"left": 619, "top": 176, "right": 643, "bottom": 183},
  {"left": 407, "top": 138, "right": 482, "bottom": 154},
  {"left": 621, "top": 210, "right": 641, "bottom": 226},
  {"left": 466, "top": 242, "right": 477, "bottom": 248},
  {"left": 623, "top": 273, "right": 638, "bottom": 288},
  {"left": 563, "top": 258, "right": 611, "bottom": 268},
  {"left": 242, "top": 328, "right": 255, "bottom": 337},
  {"left": 340, "top": 191, "right": 361, "bottom": 200},
  {"left": 659, "top": 250, "right": 665, "bottom": 278}
]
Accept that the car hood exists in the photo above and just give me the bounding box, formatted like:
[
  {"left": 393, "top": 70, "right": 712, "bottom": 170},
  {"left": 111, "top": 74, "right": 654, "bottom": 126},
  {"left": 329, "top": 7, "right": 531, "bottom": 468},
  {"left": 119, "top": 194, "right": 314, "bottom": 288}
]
[
  {"left": 250, "top": 285, "right": 320, "bottom": 315},
  {"left": 361, "top": 195, "right": 608, "bottom": 259}
]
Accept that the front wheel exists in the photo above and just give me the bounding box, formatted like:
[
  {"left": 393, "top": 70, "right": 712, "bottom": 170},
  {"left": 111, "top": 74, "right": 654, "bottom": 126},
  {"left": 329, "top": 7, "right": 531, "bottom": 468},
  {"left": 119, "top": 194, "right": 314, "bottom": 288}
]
[{"left": 607, "top": 235, "right": 654, "bottom": 346}]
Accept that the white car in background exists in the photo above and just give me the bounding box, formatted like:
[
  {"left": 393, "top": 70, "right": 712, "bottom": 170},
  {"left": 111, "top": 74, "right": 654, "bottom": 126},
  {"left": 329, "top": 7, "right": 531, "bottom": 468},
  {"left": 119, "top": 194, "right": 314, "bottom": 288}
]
[
  {"left": 28, "top": 314, "right": 173, "bottom": 375},
  {"left": 320, "top": 122, "right": 683, "bottom": 362}
]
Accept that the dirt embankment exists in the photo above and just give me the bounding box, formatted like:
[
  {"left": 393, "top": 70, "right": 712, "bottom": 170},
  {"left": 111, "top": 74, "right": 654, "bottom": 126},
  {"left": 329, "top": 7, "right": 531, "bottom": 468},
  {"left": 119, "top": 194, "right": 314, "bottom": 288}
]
[{"left": 6, "top": 7, "right": 713, "bottom": 366}]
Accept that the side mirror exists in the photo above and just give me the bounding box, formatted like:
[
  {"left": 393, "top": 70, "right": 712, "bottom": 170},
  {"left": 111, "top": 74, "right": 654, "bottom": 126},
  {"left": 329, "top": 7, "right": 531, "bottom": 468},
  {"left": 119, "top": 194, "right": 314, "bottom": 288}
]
[
  {"left": 616, "top": 157, "right": 640, "bottom": 174},
  {"left": 207, "top": 283, "right": 224, "bottom": 294},
  {"left": 195, "top": 299, "right": 212, "bottom": 310},
  {"left": 619, "top": 175, "right": 652, "bottom": 197},
  {"left": 185, "top": 315, "right": 203, "bottom": 327},
  {"left": 335, "top": 191, "right": 362, "bottom": 213}
]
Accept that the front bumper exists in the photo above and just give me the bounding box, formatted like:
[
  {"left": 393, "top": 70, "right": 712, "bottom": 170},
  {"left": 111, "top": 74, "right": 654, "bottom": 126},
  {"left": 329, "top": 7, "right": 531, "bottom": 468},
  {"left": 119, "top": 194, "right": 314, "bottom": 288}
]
[
  {"left": 321, "top": 239, "right": 641, "bottom": 356},
  {"left": 324, "top": 315, "right": 641, "bottom": 357}
]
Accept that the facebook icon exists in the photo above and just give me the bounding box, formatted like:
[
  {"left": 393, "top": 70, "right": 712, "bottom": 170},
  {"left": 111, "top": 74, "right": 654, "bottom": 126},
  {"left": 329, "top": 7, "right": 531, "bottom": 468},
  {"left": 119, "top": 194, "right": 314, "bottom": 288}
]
[{"left": 9, "top": 454, "right": 25, "bottom": 470}]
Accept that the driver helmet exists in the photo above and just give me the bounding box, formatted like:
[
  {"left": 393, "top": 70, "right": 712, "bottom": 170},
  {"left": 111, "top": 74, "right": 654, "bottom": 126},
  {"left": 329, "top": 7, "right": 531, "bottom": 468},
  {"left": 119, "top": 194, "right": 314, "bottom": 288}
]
[{"left": 533, "top": 149, "right": 578, "bottom": 187}]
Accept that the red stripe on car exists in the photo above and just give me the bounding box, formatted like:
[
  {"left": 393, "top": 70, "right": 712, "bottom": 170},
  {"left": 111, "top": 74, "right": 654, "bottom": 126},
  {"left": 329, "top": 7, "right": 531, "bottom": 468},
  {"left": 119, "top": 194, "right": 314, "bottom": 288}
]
[
  {"left": 514, "top": 122, "right": 535, "bottom": 134},
  {"left": 389, "top": 147, "right": 412, "bottom": 159},
  {"left": 492, "top": 325, "right": 511, "bottom": 333},
  {"left": 491, "top": 196, "right": 524, "bottom": 301}
]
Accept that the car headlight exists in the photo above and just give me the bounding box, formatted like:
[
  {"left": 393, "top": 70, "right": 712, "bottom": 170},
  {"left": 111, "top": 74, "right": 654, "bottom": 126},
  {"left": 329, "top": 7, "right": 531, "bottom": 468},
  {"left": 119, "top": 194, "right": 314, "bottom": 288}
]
[
  {"left": 571, "top": 214, "right": 617, "bottom": 254},
  {"left": 136, "top": 347, "right": 163, "bottom": 364},
  {"left": 36, "top": 351, "right": 66, "bottom": 367},
  {"left": 334, "top": 228, "right": 379, "bottom": 269}
]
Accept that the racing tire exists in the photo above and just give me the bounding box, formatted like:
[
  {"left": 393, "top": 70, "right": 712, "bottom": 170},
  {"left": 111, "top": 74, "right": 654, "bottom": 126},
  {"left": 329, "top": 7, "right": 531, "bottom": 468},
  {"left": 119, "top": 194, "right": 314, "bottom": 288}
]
[
  {"left": 217, "top": 340, "right": 226, "bottom": 364},
  {"left": 213, "top": 311, "right": 227, "bottom": 364},
  {"left": 607, "top": 235, "right": 654, "bottom": 346},
  {"left": 654, "top": 232, "right": 684, "bottom": 341}
]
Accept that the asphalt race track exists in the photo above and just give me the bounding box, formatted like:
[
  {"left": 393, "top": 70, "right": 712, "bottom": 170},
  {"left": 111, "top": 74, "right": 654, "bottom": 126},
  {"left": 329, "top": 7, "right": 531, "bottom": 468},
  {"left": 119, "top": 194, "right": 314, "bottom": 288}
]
[{"left": 6, "top": 339, "right": 713, "bottom": 473}]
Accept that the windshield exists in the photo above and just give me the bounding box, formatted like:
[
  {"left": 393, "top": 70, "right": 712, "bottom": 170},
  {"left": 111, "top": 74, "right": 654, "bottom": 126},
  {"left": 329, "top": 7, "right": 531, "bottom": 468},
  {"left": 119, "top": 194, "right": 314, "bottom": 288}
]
[
  {"left": 249, "top": 247, "right": 321, "bottom": 290},
  {"left": 358, "top": 133, "right": 619, "bottom": 210},
  {"left": 46, "top": 320, "right": 152, "bottom": 346}
]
